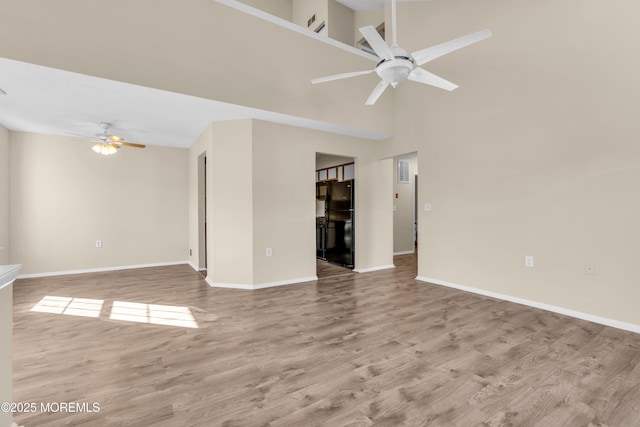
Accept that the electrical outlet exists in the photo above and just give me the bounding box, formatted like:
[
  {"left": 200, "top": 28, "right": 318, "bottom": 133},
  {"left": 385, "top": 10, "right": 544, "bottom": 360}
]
[
  {"left": 96, "top": 240, "right": 102, "bottom": 248},
  {"left": 585, "top": 263, "right": 595, "bottom": 275},
  {"left": 525, "top": 255, "right": 534, "bottom": 267},
  {"left": 266, "top": 248, "right": 272, "bottom": 257}
]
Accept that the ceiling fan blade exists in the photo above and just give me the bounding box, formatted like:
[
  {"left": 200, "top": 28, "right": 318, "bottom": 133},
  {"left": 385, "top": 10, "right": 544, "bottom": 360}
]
[
  {"left": 120, "top": 142, "right": 146, "bottom": 148},
  {"left": 365, "top": 80, "right": 390, "bottom": 105},
  {"left": 359, "top": 26, "right": 394, "bottom": 61},
  {"left": 109, "top": 143, "right": 120, "bottom": 149},
  {"left": 311, "top": 69, "right": 374, "bottom": 84},
  {"left": 408, "top": 67, "right": 458, "bottom": 91},
  {"left": 411, "top": 29, "right": 492, "bottom": 66}
]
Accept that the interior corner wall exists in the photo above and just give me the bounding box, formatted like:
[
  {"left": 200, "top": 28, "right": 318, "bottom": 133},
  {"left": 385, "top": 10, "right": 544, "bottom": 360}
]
[
  {"left": 393, "top": 155, "right": 417, "bottom": 254},
  {"left": 0, "top": 124, "right": 9, "bottom": 265},
  {"left": 188, "top": 123, "right": 214, "bottom": 271},
  {"left": 328, "top": 0, "right": 354, "bottom": 46},
  {"left": 9, "top": 132, "right": 189, "bottom": 275},
  {"left": 208, "top": 120, "right": 254, "bottom": 286}
]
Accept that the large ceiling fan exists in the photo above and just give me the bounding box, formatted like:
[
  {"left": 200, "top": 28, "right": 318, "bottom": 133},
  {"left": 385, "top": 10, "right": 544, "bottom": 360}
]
[
  {"left": 69, "top": 122, "right": 146, "bottom": 155},
  {"left": 311, "top": 0, "right": 492, "bottom": 105}
]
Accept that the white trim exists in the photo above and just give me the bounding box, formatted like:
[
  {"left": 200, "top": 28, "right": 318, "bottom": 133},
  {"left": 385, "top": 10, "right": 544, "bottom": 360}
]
[
  {"left": 188, "top": 261, "right": 206, "bottom": 272},
  {"left": 393, "top": 250, "right": 415, "bottom": 256},
  {"left": 0, "top": 264, "right": 22, "bottom": 290},
  {"left": 214, "top": 0, "right": 379, "bottom": 63},
  {"left": 416, "top": 276, "right": 640, "bottom": 334},
  {"left": 354, "top": 264, "right": 395, "bottom": 273},
  {"left": 17, "top": 261, "right": 189, "bottom": 279},
  {"left": 207, "top": 276, "right": 318, "bottom": 290}
]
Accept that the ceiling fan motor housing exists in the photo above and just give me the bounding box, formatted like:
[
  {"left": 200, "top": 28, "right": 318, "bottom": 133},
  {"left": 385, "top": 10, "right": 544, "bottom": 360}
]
[
  {"left": 375, "top": 46, "right": 414, "bottom": 87},
  {"left": 376, "top": 58, "right": 414, "bottom": 87}
]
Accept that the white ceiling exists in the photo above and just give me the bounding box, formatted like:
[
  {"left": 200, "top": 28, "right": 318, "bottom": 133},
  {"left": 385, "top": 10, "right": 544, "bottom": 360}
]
[{"left": 0, "top": 57, "right": 388, "bottom": 149}]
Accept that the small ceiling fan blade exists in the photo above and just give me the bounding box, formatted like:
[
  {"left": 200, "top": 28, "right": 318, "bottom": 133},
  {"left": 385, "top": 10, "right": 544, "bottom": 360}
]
[
  {"left": 408, "top": 67, "right": 458, "bottom": 91},
  {"left": 311, "top": 69, "right": 374, "bottom": 84},
  {"left": 365, "top": 80, "right": 390, "bottom": 105},
  {"left": 109, "top": 143, "right": 120, "bottom": 149},
  {"left": 411, "top": 29, "right": 492, "bottom": 66},
  {"left": 120, "top": 142, "right": 146, "bottom": 148},
  {"left": 359, "top": 26, "right": 394, "bottom": 61}
]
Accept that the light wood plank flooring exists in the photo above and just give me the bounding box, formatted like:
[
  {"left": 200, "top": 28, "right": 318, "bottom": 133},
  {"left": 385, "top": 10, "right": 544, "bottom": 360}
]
[{"left": 12, "top": 254, "right": 640, "bottom": 426}]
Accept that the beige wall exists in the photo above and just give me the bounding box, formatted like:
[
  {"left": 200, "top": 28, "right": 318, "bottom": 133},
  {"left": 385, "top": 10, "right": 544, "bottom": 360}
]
[
  {"left": 209, "top": 120, "right": 255, "bottom": 285},
  {"left": 0, "top": 284, "right": 11, "bottom": 427},
  {"left": 354, "top": 9, "right": 384, "bottom": 47},
  {"left": 252, "top": 120, "right": 393, "bottom": 281},
  {"left": 193, "top": 119, "right": 393, "bottom": 286},
  {"left": 377, "top": 0, "right": 640, "bottom": 326},
  {"left": 393, "top": 154, "right": 416, "bottom": 254},
  {"left": 240, "top": 0, "right": 293, "bottom": 21},
  {"left": 10, "top": 132, "right": 189, "bottom": 275},
  {"left": 293, "top": 0, "right": 328, "bottom": 32},
  {"left": 0, "top": 125, "right": 8, "bottom": 264},
  {"left": 328, "top": 0, "right": 354, "bottom": 45}
]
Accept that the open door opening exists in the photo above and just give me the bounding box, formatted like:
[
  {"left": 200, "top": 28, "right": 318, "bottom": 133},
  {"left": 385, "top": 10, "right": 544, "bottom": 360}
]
[
  {"left": 315, "top": 153, "right": 355, "bottom": 278},
  {"left": 392, "top": 152, "right": 418, "bottom": 272},
  {"left": 197, "top": 152, "right": 208, "bottom": 275}
]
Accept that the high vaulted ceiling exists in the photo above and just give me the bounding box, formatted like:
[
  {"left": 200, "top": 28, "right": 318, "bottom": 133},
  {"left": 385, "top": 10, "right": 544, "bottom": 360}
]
[{"left": 0, "top": 0, "right": 394, "bottom": 149}]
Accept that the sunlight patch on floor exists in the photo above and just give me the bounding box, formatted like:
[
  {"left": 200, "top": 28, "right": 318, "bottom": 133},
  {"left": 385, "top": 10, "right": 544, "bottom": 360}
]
[
  {"left": 110, "top": 301, "right": 199, "bottom": 328},
  {"left": 30, "top": 296, "right": 198, "bottom": 328},
  {"left": 31, "top": 296, "right": 104, "bottom": 318}
]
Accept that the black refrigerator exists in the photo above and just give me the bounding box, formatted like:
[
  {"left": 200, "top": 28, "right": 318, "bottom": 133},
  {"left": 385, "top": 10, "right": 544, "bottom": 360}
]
[{"left": 325, "top": 180, "right": 354, "bottom": 268}]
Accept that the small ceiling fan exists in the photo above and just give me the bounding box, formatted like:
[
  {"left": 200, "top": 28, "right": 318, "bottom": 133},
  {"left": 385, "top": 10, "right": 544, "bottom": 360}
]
[
  {"left": 69, "top": 122, "right": 145, "bottom": 155},
  {"left": 311, "top": 0, "right": 492, "bottom": 105}
]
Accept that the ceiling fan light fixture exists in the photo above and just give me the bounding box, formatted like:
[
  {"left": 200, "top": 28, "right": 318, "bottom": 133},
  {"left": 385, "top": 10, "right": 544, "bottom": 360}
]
[
  {"left": 376, "top": 59, "right": 413, "bottom": 85},
  {"left": 92, "top": 142, "right": 118, "bottom": 155}
]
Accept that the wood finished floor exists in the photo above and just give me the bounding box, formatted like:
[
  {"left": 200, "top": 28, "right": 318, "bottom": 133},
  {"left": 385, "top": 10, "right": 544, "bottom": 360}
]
[{"left": 12, "top": 255, "right": 640, "bottom": 426}]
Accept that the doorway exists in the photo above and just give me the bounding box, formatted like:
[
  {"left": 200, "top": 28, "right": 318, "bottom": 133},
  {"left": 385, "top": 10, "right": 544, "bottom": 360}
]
[
  {"left": 315, "top": 152, "right": 356, "bottom": 278},
  {"left": 197, "top": 152, "right": 207, "bottom": 273},
  {"left": 393, "top": 153, "right": 418, "bottom": 255}
]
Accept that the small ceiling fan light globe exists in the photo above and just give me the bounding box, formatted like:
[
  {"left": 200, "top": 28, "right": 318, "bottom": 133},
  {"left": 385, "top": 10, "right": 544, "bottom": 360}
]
[{"left": 92, "top": 143, "right": 103, "bottom": 154}]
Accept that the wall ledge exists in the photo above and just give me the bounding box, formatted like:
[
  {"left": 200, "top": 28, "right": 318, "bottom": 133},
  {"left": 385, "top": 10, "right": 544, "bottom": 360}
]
[
  {"left": 17, "top": 261, "right": 189, "bottom": 279},
  {"left": 416, "top": 276, "right": 640, "bottom": 334},
  {"left": 206, "top": 276, "right": 318, "bottom": 290}
]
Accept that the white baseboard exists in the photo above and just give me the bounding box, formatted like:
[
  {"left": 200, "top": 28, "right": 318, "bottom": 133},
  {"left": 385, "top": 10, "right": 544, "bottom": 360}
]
[
  {"left": 188, "top": 261, "right": 207, "bottom": 272},
  {"left": 393, "top": 250, "right": 415, "bottom": 256},
  {"left": 206, "top": 275, "right": 318, "bottom": 290},
  {"left": 416, "top": 276, "right": 640, "bottom": 334},
  {"left": 17, "top": 261, "right": 190, "bottom": 279},
  {"left": 354, "top": 264, "right": 395, "bottom": 273}
]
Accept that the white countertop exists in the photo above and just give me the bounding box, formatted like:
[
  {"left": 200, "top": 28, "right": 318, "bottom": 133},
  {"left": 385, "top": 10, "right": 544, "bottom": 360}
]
[{"left": 0, "top": 265, "right": 22, "bottom": 290}]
